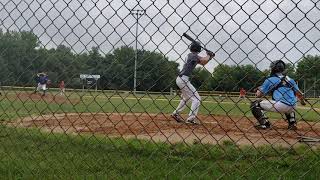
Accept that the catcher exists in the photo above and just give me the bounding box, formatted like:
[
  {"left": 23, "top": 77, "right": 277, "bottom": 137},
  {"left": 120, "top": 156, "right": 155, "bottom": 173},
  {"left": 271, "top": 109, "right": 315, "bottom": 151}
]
[
  {"left": 171, "top": 41, "right": 215, "bottom": 124},
  {"left": 251, "top": 60, "right": 306, "bottom": 130}
]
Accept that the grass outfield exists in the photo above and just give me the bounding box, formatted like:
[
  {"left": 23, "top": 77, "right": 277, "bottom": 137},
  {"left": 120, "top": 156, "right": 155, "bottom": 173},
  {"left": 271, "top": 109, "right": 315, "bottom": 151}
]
[
  {"left": 1, "top": 91, "right": 319, "bottom": 122},
  {"left": 0, "top": 126, "right": 319, "bottom": 179}
]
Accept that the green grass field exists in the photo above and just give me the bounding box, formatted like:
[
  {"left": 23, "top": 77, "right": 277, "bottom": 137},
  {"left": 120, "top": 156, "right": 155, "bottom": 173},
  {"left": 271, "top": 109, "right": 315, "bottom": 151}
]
[
  {"left": 1, "top": 91, "right": 319, "bottom": 122},
  {"left": 0, "top": 90, "right": 320, "bottom": 178},
  {"left": 0, "top": 126, "right": 319, "bottom": 179}
]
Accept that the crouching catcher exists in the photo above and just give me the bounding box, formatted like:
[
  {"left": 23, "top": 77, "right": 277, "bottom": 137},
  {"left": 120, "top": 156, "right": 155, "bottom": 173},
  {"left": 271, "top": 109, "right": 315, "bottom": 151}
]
[{"left": 251, "top": 60, "right": 306, "bottom": 130}]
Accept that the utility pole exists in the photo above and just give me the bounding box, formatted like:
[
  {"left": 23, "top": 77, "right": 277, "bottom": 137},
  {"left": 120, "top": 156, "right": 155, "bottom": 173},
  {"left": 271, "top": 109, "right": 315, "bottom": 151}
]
[
  {"left": 315, "top": 76, "right": 317, "bottom": 98},
  {"left": 130, "top": 9, "right": 145, "bottom": 94}
]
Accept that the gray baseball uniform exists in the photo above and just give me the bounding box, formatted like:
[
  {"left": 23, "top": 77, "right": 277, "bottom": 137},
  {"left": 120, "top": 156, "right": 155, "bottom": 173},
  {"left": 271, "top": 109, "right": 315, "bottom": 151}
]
[
  {"left": 173, "top": 52, "right": 201, "bottom": 121},
  {"left": 179, "top": 53, "right": 200, "bottom": 76}
]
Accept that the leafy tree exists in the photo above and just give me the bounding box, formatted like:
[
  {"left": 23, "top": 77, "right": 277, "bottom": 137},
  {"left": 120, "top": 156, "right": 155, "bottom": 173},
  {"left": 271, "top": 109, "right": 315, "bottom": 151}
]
[
  {"left": 0, "top": 30, "right": 40, "bottom": 86},
  {"left": 105, "top": 47, "right": 179, "bottom": 91},
  {"left": 210, "top": 64, "right": 265, "bottom": 92},
  {"left": 190, "top": 67, "right": 212, "bottom": 91},
  {"left": 285, "top": 63, "right": 296, "bottom": 79},
  {"left": 296, "top": 55, "right": 320, "bottom": 92},
  {"left": 296, "top": 55, "right": 320, "bottom": 80},
  {"left": 136, "top": 50, "right": 178, "bottom": 91},
  {"left": 109, "top": 46, "right": 136, "bottom": 90}
]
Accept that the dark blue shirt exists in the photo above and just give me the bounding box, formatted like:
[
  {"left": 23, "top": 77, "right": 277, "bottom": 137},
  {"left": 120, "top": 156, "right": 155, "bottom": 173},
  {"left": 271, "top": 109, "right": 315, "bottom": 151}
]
[{"left": 38, "top": 76, "right": 48, "bottom": 85}]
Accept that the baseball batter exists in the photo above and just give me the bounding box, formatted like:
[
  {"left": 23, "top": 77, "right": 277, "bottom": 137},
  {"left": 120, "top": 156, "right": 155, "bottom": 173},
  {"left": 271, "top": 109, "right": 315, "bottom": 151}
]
[
  {"left": 171, "top": 41, "right": 215, "bottom": 124},
  {"left": 251, "top": 60, "right": 306, "bottom": 130}
]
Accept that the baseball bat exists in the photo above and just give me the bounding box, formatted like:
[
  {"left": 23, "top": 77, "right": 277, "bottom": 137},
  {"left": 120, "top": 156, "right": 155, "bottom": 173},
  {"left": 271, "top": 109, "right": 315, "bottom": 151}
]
[{"left": 182, "top": 33, "right": 212, "bottom": 53}]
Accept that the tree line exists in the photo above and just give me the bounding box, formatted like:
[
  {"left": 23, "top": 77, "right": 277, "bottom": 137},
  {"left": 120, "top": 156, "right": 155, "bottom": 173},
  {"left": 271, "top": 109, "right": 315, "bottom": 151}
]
[{"left": 0, "top": 30, "right": 318, "bottom": 92}]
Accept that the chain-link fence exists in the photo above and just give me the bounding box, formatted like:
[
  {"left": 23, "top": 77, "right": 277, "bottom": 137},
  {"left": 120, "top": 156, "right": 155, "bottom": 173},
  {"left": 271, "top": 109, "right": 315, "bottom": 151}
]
[{"left": 0, "top": 0, "right": 320, "bottom": 178}]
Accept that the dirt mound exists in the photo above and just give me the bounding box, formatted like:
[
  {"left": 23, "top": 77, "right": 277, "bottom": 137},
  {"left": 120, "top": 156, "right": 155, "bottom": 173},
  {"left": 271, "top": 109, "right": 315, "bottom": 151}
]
[{"left": 10, "top": 112, "right": 320, "bottom": 147}]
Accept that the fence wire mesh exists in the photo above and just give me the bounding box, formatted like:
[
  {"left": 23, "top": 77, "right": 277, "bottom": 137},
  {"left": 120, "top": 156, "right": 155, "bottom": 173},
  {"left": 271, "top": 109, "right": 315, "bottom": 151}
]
[{"left": 0, "top": 0, "right": 320, "bottom": 178}]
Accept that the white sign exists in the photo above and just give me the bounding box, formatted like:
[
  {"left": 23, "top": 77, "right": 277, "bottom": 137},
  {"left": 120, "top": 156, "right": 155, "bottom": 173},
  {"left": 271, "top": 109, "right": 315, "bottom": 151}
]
[{"left": 80, "top": 74, "right": 101, "bottom": 80}]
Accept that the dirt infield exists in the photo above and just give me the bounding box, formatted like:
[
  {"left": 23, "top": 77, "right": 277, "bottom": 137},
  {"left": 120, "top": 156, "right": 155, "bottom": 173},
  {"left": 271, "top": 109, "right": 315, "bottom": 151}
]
[{"left": 9, "top": 112, "right": 320, "bottom": 147}]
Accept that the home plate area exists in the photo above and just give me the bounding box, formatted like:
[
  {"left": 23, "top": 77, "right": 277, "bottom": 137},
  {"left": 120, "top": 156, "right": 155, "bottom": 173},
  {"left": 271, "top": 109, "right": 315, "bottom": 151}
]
[{"left": 11, "top": 112, "right": 320, "bottom": 147}]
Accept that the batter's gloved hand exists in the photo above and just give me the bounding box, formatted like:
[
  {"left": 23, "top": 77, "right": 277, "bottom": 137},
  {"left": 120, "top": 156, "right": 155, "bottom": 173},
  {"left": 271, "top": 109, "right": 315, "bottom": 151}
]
[{"left": 206, "top": 51, "right": 215, "bottom": 58}]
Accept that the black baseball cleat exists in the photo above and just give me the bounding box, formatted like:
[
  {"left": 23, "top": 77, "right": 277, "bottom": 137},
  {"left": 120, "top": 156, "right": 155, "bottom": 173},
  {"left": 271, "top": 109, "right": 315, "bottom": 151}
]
[
  {"left": 288, "top": 122, "right": 297, "bottom": 130},
  {"left": 171, "top": 113, "right": 184, "bottom": 123},
  {"left": 254, "top": 121, "right": 271, "bottom": 130},
  {"left": 185, "top": 118, "right": 200, "bottom": 125}
]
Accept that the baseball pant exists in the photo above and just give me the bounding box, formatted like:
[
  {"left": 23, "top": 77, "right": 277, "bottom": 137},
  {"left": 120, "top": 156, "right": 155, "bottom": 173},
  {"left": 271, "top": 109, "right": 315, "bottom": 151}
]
[
  {"left": 260, "top": 100, "right": 295, "bottom": 113},
  {"left": 173, "top": 75, "right": 201, "bottom": 121},
  {"left": 260, "top": 100, "right": 296, "bottom": 123},
  {"left": 37, "top": 83, "right": 47, "bottom": 91},
  {"left": 61, "top": 88, "right": 65, "bottom": 95}
]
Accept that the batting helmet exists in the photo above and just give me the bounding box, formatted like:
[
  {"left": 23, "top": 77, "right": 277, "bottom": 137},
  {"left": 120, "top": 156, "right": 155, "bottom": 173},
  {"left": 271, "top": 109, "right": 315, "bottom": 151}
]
[
  {"left": 270, "top": 60, "right": 286, "bottom": 74},
  {"left": 190, "top": 41, "right": 201, "bottom": 53}
]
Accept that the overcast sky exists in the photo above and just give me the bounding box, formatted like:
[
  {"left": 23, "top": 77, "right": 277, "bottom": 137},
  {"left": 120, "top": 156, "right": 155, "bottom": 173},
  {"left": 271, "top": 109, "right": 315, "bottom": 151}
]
[{"left": 0, "top": 0, "right": 319, "bottom": 72}]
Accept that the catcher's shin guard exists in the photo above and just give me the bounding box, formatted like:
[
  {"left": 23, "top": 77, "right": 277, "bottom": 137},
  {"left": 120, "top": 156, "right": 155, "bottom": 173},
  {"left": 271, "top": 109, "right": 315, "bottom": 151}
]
[
  {"left": 250, "top": 100, "right": 269, "bottom": 126},
  {"left": 285, "top": 112, "right": 295, "bottom": 123},
  {"left": 285, "top": 112, "right": 297, "bottom": 130},
  {"left": 285, "top": 111, "right": 297, "bottom": 129}
]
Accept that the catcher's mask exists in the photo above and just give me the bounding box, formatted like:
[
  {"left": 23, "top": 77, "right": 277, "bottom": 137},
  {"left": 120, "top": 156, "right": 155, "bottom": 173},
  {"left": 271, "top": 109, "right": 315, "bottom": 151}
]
[
  {"left": 190, "top": 41, "right": 201, "bottom": 53},
  {"left": 270, "top": 60, "right": 286, "bottom": 74}
]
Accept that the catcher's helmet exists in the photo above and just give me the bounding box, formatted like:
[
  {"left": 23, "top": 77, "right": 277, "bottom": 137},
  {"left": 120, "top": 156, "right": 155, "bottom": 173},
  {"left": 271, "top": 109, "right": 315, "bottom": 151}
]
[
  {"left": 270, "top": 60, "right": 286, "bottom": 74},
  {"left": 190, "top": 41, "right": 201, "bottom": 52}
]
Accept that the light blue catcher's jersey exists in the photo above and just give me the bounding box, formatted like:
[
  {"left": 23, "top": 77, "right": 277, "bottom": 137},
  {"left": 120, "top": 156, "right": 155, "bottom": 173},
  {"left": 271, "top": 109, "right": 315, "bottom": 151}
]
[{"left": 260, "top": 74, "right": 300, "bottom": 106}]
